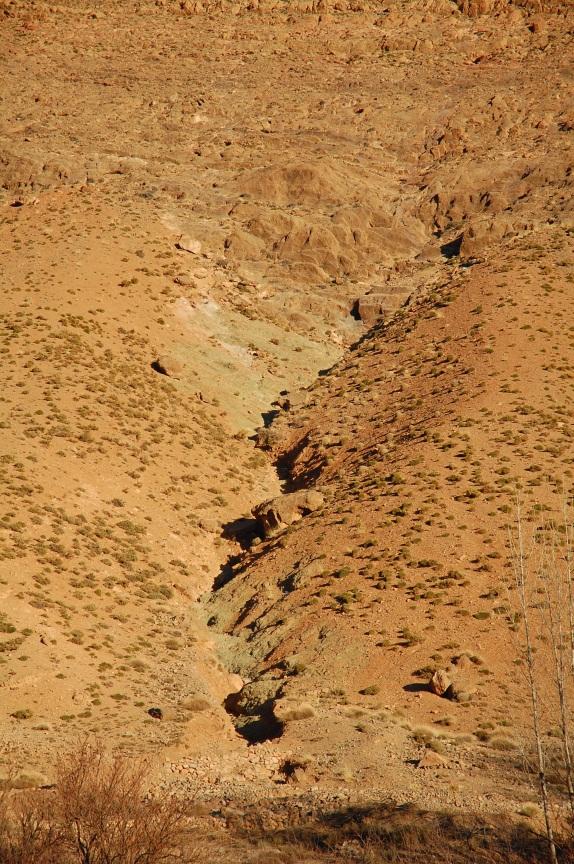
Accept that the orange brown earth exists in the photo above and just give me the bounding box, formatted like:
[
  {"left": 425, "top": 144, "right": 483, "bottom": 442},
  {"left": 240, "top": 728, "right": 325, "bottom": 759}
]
[{"left": 1, "top": 0, "right": 574, "bottom": 839}]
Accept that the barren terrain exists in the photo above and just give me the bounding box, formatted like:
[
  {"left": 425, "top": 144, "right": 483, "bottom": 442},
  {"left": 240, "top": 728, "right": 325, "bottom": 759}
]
[{"left": 1, "top": 0, "right": 574, "bottom": 850}]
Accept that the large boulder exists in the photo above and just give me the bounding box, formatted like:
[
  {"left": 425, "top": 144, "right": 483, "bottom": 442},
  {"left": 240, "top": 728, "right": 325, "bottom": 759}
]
[
  {"left": 252, "top": 490, "right": 325, "bottom": 538},
  {"left": 460, "top": 216, "right": 516, "bottom": 259},
  {"left": 353, "top": 292, "right": 409, "bottom": 327},
  {"left": 226, "top": 680, "right": 282, "bottom": 717},
  {"left": 152, "top": 354, "right": 184, "bottom": 378}
]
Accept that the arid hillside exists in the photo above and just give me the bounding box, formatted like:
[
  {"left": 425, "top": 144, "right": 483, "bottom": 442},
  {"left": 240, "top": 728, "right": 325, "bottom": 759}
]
[
  {"left": 1, "top": 0, "right": 574, "bottom": 832},
  {"left": 211, "top": 230, "right": 574, "bottom": 811}
]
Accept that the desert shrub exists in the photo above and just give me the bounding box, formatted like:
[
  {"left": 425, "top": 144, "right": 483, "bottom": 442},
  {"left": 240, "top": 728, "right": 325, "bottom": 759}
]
[
  {"left": 0, "top": 742, "right": 197, "bottom": 864},
  {"left": 55, "top": 741, "right": 191, "bottom": 864},
  {"left": 0, "top": 786, "right": 63, "bottom": 864}
]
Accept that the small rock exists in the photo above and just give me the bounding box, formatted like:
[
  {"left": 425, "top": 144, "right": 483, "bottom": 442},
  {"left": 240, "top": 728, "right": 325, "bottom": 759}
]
[
  {"left": 279, "top": 755, "right": 313, "bottom": 783},
  {"left": 228, "top": 674, "right": 244, "bottom": 693},
  {"left": 417, "top": 750, "right": 448, "bottom": 769},
  {"left": 148, "top": 707, "right": 163, "bottom": 720},
  {"left": 429, "top": 669, "right": 452, "bottom": 697},
  {"left": 273, "top": 395, "right": 291, "bottom": 411},
  {"left": 529, "top": 14, "right": 546, "bottom": 34},
  {"left": 177, "top": 235, "right": 202, "bottom": 255}
]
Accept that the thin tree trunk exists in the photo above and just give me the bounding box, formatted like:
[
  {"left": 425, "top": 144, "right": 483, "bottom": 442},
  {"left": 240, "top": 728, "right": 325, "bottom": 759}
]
[
  {"left": 541, "top": 530, "right": 574, "bottom": 820},
  {"left": 562, "top": 500, "right": 574, "bottom": 676},
  {"left": 514, "top": 505, "right": 559, "bottom": 864}
]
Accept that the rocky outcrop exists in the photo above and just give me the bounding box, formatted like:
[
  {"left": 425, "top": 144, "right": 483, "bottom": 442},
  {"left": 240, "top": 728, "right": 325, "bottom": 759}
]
[
  {"left": 252, "top": 489, "right": 325, "bottom": 538},
  {"left": 226, "top": 680, "right": 282, "bottom": 718},
  {"left": 353, "top": 292, "right": 409, "bottom": 328},
  {"left": 0, "top": 147, "right": 147, "bottom": 196},
  {"left": 282, "top": 558, "right": 326, "bottom": 592}
]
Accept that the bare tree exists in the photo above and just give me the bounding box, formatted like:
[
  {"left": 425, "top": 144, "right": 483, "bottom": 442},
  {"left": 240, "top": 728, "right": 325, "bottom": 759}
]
[
  {"left": 538, "top": 521, "right": 574, "bottom": 821},
  {"left": 54, "top": 741, "right": 193, "bottom": 864},
  {"left": 0, "top": 786, "right": 63, "bottom": 864},
  {"left": 511, "top": 502, "right": 558, "bottom": 864}
]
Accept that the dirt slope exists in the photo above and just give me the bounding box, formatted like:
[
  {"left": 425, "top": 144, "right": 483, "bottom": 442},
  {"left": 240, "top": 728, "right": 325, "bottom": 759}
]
[{"left": 211, "top": 227, "right": 574, "bottom": 806}]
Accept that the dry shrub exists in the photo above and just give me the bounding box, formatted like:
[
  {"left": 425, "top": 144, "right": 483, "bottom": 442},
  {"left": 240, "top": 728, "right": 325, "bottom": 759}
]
[
  {"left": 56, "top": 741, "right": 192, "bottom": 864},
  {"left": 0, "top": 786, "right": 62, "bottom": 864},
  {"left": 0, "top": 742, "right": 198, "bottom": 864}
]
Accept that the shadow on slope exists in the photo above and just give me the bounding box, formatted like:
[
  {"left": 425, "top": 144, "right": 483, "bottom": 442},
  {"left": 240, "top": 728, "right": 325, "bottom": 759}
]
[{"left": 232, "top": 800, "right": 567, "bottom": 863}]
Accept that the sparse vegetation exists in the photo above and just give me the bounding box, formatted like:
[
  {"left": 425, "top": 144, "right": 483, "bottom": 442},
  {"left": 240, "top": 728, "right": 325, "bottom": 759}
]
[{"left": 1, "top": 0, "right": 573, "bottom": 849}]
